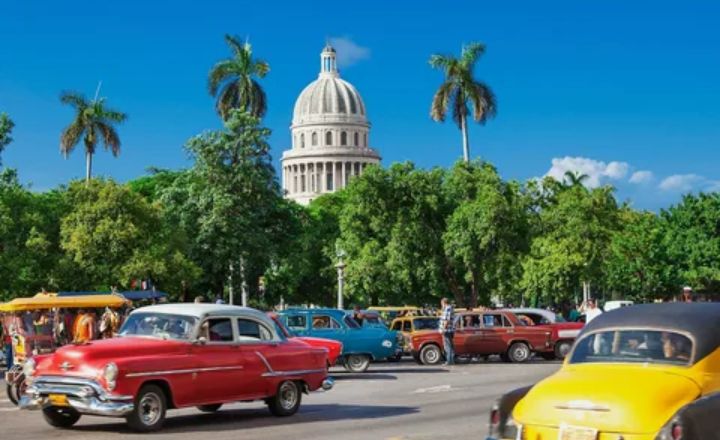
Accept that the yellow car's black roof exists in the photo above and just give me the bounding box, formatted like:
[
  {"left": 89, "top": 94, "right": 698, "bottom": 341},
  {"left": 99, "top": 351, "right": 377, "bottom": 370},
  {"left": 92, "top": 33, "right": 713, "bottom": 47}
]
[{"left": 583, "top": 302, "right": 720, "bottom": 363}]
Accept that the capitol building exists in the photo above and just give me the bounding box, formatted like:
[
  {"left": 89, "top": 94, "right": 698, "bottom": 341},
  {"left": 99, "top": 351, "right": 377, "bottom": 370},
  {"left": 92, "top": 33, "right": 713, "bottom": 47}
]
[{"left": 281, "top": 44, "right": 381, "bottom": 205}]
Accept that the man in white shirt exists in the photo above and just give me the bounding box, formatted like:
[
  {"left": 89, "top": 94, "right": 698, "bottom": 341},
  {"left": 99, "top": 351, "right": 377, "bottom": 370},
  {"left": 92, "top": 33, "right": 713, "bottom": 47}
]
[{"left": 584, "top": 298, "right": 603, "bottom": 323}]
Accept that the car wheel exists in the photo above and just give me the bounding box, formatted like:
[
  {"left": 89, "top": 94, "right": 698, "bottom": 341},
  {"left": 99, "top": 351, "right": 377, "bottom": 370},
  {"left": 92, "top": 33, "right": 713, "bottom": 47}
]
[
  {"left": 42, "top": 407, "right": 81, "bottom": 428},
  {"left": 507, "top": 342, "right": 531, "bottom": 363},
  {"left": 267, "top": 380, "right": 302, "bottom": 417},
  {"left": 126, "top": 384, "right": 167, "bottom": 432},
  {"left": 555, "top": 340, "right": 572, "bottom": 360},
  {"left": 197, "top": 404, "right": 223, "bottom": 413},
  {"left": 419, "top": 344, "right": 443, "bottom": 365},
  {"left": 344, "top": 354, "right": 371, "bottom": 373}
]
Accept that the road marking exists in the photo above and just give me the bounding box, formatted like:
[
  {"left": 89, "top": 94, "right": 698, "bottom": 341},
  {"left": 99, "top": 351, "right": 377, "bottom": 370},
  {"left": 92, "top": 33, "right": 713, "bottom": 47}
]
[{"left": 413, "top": 384, "right": 452, "bottom": 394}]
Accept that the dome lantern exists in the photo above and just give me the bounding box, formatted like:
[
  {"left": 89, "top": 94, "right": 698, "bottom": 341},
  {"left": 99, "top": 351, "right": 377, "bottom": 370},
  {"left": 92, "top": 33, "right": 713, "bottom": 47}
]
[{"left": 320, "top": 44, "right": 338, "bottom": 78}]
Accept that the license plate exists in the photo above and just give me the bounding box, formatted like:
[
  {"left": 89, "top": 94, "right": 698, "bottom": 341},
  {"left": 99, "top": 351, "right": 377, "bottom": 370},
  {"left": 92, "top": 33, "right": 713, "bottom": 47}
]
[
  {"left": 558, "top": 425, "right": 597, "bottom": 440},
  {"left": 48, "top": 394, "right": 69, "bottom": 407}
]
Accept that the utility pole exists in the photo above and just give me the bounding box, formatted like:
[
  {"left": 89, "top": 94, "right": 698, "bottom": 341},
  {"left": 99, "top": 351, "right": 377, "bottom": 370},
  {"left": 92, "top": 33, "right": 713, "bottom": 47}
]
[
  {"left": 240, "top": 256, "right": 248, "bottom": 307},
  {"left": 228, "top": 262, "right": 234, "bottom": 305},
  {"left": 335, "top": 247, "right": 346, "bottom": 310}
]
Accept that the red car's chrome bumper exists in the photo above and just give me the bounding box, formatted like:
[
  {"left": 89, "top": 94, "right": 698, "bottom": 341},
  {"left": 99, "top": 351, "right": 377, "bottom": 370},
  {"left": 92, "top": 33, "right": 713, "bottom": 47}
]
[{"left": 19, "top": 375, "right": 134, "bottom": 417}]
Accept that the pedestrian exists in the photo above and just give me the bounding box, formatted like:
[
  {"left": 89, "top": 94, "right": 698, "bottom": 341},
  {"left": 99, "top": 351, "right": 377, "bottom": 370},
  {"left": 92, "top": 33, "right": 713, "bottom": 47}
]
[
  {"left": 1, "top": 312, "right": 12, "bottom": 369},
  {"left": 72, "top": 309, "right": 95, "bottom": 344},
  {"left": 582, "top": 298, "right": 603, "bottom": 324},
  {"left": 438, "top": 297, "right": 455, "bottom": 366},
  {"left": 215, "top": 295, "right": 225, "bottom": 305},
  {"left": 682, "top": 286, "right": 693, "bottom": 303},
  {"left": 194, "top": 295, "right": 204, "bottom": 304},
  {"left": 352, "top": 305, "right": 364, "bottom": 326}
]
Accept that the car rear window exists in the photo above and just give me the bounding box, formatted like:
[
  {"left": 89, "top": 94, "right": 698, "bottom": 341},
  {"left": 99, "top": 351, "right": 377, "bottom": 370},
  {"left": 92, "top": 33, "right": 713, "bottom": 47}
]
[{"left": 570, "top": 330, "right": 693, "bottom": 366}]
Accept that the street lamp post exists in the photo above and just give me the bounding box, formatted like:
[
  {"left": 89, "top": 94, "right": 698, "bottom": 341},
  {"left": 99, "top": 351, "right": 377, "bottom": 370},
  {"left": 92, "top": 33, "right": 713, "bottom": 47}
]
[{"left": 335, "top": 248, "right": 346, "bottom": 310}]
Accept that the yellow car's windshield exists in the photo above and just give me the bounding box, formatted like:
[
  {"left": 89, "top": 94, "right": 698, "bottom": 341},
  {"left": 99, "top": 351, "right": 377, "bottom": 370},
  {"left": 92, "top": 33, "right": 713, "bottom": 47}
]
[{"left": 570, "top": 329, "right": 693, "bottom": 366}]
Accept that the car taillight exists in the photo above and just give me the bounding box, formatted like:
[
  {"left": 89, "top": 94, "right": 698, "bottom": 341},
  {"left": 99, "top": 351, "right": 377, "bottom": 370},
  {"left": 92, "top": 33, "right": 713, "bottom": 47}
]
[
  {"left": 490, "top": 408, "right": 500, "bottom": 426},
  {"left": 671, "top": 423, "right": 682, "bottom": 440}
]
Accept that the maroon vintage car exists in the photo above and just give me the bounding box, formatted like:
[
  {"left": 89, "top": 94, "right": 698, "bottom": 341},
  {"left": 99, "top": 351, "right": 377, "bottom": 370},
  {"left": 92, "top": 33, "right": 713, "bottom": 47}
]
[
  {"left": 19, "top": 304, "right": 334, "bottom": 432},
  {"left": 508, "top": 307, "right": 584, "bottom": 359},
  {"left": 409, "top": 310, "right": 552, "bottom": 365}
]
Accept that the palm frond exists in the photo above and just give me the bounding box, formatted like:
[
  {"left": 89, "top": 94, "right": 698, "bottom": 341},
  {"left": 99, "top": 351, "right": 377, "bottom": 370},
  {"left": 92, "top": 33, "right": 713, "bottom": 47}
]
[
  {"left": 217, "top": 81, "right": 240, "bottom": 119},
  {"left": 451, "top": 88, "right": 467, "bottom": 129},
  {"left": 252, "top": 59, "right": 270, "bottom": 78},
  {"left": 430, "top": 81, "right": 454, "bottom": 122},
  {"left": 208, "top": 60, "right": 239, "bottom": 96},
  {"left": 224, "top": 34, "right": 246, "bottom": 57},
  {"left": 100, "top": 107, "right": 128, "bottom": 124},
  {"left": 250, "top": 79, "right": 267, "bottom": 118},
  {"left": 467, "top": 81, "right": 497, "bottom": 124},
  {"left": 460, "top": 42, "right": 485, "bottom": 69},
  {"left": 429, "top": 54, "right": 452, "bottom": 70},
  {"left": 60, "top": 119, "right": 84, "bottom": 157},
  {"left": 98, "top": 123, "right": 121, "bottom": 156},
  {"left": 59, "top": 91, "right": 89, "bottom": 109}
]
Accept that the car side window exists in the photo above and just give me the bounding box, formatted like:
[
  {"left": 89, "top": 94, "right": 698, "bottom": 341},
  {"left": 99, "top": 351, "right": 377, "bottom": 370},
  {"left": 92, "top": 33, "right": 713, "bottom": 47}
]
[
  {"left": 482, "top": 314, "right": 503, "bottom": 327},
  {"left": 501, "top": 315, "right": 513, "bottom": 327},
  {"left": 201, "top": 318, "right": 234, "bottom": 342},
  {"left": 462, "top": 314, "right": 481, "bottom": 328},
  {"left": 402, "top": 321, "right": 412, "bottom": 332},
  {"left": 312, "top": 315, "right": 340, "bottom": 329},
  {"left": 237, "top": 318, "right": 273, "bottom": 342},
  {"left": 287, "top": 315, "right": 307, "bottom": 331},
  {"left": 391, "top": 321, "right": 402, "bottom": 331}
]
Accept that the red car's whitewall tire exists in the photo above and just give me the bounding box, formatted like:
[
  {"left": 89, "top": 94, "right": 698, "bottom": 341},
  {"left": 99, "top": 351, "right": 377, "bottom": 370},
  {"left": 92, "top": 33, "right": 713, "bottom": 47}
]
[
  {"left": 554, "top": 340, "right": 573, "bottom": 360},
  {"left": 419, "top": 344, "right": 443, "bottom": 365},
  {"left": 126, "top": 384, "right": 167, "bottom": 432},
  {"left": 267, "top": 380, "right": 302, "bottom": 417}
]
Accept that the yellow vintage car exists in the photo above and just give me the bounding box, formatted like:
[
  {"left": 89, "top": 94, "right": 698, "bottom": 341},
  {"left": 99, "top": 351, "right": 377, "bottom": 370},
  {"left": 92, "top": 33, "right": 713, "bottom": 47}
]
[
  {"left": 487, "top": 303, "right": 720, "bottom": 440},
  {"left": 388, "top": 315, "right": 440, "bottom": 355}
]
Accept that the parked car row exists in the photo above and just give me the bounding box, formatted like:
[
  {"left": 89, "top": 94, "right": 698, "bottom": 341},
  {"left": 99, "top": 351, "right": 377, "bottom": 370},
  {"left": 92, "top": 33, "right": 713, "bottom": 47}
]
[{"left": 13, "top": 303, "right": 584, "bottom": 433}]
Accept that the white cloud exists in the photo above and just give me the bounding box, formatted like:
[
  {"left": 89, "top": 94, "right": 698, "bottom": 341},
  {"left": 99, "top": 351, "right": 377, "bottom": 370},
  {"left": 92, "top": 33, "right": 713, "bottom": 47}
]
[
  {"left": 629, "top": 170, "right": 654, "bottom": 184},
  {"left": 659, "top": 174, "right": 705, "bottom": 192},
  {"left": 328, "top": 37, "right": 370, "bottom": 67},
  {"left": 545, "top": 156, "right": 629, "bottom": 188}
]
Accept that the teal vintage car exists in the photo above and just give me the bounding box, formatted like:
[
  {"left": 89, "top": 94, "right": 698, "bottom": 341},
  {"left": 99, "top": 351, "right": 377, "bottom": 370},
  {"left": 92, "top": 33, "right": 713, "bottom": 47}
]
[{"left": 278, "top": 308, "right": 402, "bottom": 372}]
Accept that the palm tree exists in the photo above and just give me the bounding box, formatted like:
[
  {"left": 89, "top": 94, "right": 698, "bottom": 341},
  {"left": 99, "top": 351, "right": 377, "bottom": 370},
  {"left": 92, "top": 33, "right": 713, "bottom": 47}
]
[
  {"left": 563, "top": 171, "right": 589, "bottom": 188},
  {"left": 59, "top": 91, "right": 127, "bottom": 182},
  {"left": 208, "top": 35, "right": 270, "bottom": 120},
  {"left": 430, "top": 42, "right": 497, "bottom": 162}
]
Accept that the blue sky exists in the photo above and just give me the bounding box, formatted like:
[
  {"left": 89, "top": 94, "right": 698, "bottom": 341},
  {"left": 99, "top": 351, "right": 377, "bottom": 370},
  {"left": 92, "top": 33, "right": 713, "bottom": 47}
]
[{"left": 2, "top": 1, "right": 720, "bottom": 210}]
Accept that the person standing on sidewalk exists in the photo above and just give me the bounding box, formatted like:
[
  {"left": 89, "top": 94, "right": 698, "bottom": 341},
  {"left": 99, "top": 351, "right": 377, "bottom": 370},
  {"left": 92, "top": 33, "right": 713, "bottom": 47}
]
[{"left": 439, "top": 297, "right": 456, "bottom": 366}]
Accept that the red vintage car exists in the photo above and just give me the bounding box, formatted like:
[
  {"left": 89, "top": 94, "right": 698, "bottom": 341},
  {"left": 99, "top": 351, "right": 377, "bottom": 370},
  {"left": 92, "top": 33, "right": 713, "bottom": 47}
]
[
  {"left": 508, "top": 307, "right": 584, "bottom": 360},
  {"left": 19, "top": 304, "right": 334, "bottom": 432},
  {"left": 409, "top": 310, "right": 553, "bottom": 365},
  {"left": 267, "top": 313, "right": 343, "bottom": 366}
]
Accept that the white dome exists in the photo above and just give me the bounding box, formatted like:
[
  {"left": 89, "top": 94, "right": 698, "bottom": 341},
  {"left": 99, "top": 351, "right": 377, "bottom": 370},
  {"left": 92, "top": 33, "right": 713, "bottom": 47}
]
[
  {"left": 291, "top": 44, "right": 368, "bottom": 127},
  {"left": 292, "top": 77, "right": 367, "bottom": 126}
]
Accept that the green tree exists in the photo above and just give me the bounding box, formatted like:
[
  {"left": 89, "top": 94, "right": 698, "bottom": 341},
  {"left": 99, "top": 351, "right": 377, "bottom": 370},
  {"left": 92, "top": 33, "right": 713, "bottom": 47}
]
[
  {"left": 164, "top": 110, "right": 287, "bottom": 302},
  {"left": 59, "top": 91, "right": 127, "bottom": 182},
  {"left": 0, "top": 113, "right": 15, "bottom": 167},
  {"left": 430, "top": 42, "right": 497, "bottom": 162},
  {"left": 521, "top": 180, "right": 620, "bottom": 306},
  {"left": 443, "top": 161, "right": 529, "bottom": 307},
  {"left": 208, "top": 35, "right": 270, "bottom": 120},
  {"left": 603, "top": 209, "right": 674, "bottom": 301},
  {"left": 662, "top": 193, "right": 720, "bottom": 295},
  {"left": 60, "top": 179, "right": 198, "bottom": 295},
  {"left": 0, "top": 170, "right": 67, "bottom": 299}
]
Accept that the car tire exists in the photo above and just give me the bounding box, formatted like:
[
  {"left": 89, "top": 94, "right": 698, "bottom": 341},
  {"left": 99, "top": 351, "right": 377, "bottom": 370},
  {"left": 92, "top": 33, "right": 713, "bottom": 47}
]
[
  {"left": 344, "top": 354, "right": 371, "bottom": 373},
  {"left": 197, "top": 404, "right": 223, "bottom": 413},
  {"left": 125, "top": 384, "right": 167, "bottom": 432},
  {"left": 419, "top": 344, "right": 443, "bottom": 365},
  {"left": 42, "top": 407, "right": 81, "bottom": 428},
  {"left": 507, "top": 342, "right": 531, "bottom": 363},
  {"left": 6, "top": 383, "right": 18, "bottom": 406},
  {"left": 554, "top": 340, "right": 572, "bottom": 360},
  {"left": 267, "top": 380, "right": 302, "bottom": 417}
]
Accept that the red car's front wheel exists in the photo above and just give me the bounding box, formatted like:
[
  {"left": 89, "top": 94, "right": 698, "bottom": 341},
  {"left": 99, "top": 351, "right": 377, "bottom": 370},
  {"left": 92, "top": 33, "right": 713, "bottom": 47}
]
[{"left": 126, "top": 384, "right": 167, "bottom": 432}]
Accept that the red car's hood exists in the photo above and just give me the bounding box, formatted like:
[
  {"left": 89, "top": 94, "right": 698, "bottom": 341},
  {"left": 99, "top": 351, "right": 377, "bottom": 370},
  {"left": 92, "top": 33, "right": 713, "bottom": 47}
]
[{"left": 37, "top": 337, "right": 188, "bottom": 377}]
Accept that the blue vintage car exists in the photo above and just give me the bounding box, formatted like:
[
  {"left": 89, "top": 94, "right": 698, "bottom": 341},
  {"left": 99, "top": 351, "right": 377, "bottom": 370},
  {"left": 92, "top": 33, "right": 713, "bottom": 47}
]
[{"left": 278, "top": 308, "right": 402, "bottom": 372}]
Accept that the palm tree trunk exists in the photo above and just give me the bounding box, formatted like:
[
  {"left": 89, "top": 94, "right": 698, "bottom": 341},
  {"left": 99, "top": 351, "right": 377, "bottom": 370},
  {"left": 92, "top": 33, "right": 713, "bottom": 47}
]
[
  {"left": 461, "top": 114, "right": 470, "bottom": 163},
  {"left": 85, "top": 151, "right": 93, "bottom": 183}
]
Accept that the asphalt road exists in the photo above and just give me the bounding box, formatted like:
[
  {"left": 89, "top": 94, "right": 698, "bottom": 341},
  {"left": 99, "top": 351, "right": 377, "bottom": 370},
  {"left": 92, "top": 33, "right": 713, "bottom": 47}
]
[{"left": 0, "top": 359, "right": 560, "bottom": 439}]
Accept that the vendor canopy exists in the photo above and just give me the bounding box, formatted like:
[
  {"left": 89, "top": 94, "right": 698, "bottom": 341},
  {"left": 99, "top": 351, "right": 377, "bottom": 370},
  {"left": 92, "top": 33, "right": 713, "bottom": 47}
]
[
  {"left": 0, "top": 293, "right": 130, "bottom": 312},
  {"left": 57, "top": 290, "right": 167, "bottom": 301}
]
